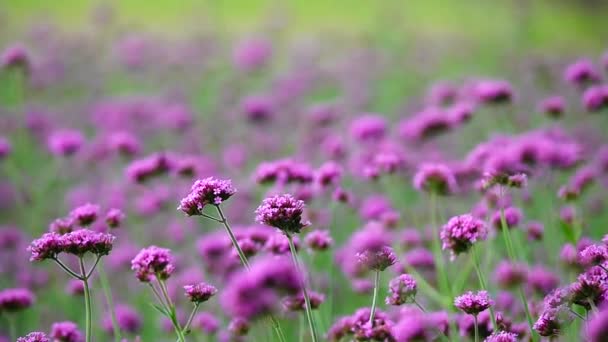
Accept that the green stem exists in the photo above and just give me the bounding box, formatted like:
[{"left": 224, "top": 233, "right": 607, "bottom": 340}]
[
  {"left": 158, "top": 279, "right": 186, "bottom": 342},
  {"left": 471, "top": 245, "right": 496, "bottom": 330},
  {"left": 473, "top": 314, "right": 479, "bottom": 342},
  {"left": 182, "top": 303, "right": 200, "bottom": 335},
  {"left": 429, "top": 192, "right": 451, "bottom": 298},
  {"left": 79, "top": 258, "right": 92, "bottom": 342},
  {"left": 3, "top": 313, "right": 17, "bottom": 341},
  {"left": 98, "top": 260, "right": 122, "bottom": 342},
  {"left": 286, "top": 234, "right": 318, "bottom": 342},
  {"left": 53, "top": 258, "right": 84, "bottom": 280},
  {"left": 369, "top": 270, "right": 380, "bottom": 324}
]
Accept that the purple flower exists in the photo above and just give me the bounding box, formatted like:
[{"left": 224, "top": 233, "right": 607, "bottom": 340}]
[
  {"left": 582, "top": 84, "right": 608, "bottom": 112},
  {"left": 0, "top": 136, "right": 11, "bottom": 160},
  {"left": 102, "top": 304, "right": 141, "bottom": 334},
  {"left": 27, "top": 233, "right": 63, "bottom": 261},
  {"left": 184, "top": 282, "right": 218, "bottom": 303},
  {"left": 228, "top": 317, "right": 250, "bottom": 336},
  {"left": 579, "top": 244, "right": 608, "bottom": 267},
  {"left": 125, "top": 153, "right": 171, "bottom": 183},
  {"left": 493, "top": 261, "right": 528, "bottom": 288},
  {"left": 474, "top": 80, "right": 513, "bottom": 103},
  {"left": 305, "top": 230, "right": 333, "bottom": 251},
  {"left": 131, "top": 246, "right": 175, "bottom": 282},
  {"left": 0, "top": 288, "right": 35, "bottom": 311},
  {"left": 356, "top": 246, "right": 397, "bottom": 271},
  {"left": 491, "top": 207, "right": 523, "bottom": 230},
  {"left": 315, "top": 161, "right": 343, "bottom": 188},
  {"left": 586, "top": 308, "right": 608, "bottom": 342},
  {"left": 105, "top": 208, "right": 125, "bottom": 228},
  {"left": 440, "top": 214, "right": 487, "bottom": 259},
  {"left": 47, "top": 130, "right": 85, "bottom": 157},
  {"left": 50, "top": 321, "right": 83, "bottom": 342},
  {"left": 1, "top": 44, "right": 30, "bottom": 71},
  {"left": 49, "top": 217, "right": 75, "bottom": 235},
  {"left": 107, "top": 131, "right": 140, "bottom": 156},
  {"left": 178, "top": 177, "right": 236, "bottom": 216},
  {"left": 255, "top": 194, "right": 309, "bottom": 234},
  {"left": 385, "top": 274, "right": 417, "bottom": 305},
  {"left": 568, "top": 266, "right": 607, "bottom": 309},
  {"left": 254, "top": 159, "right": 314, "bottom": 185},
  {"left": 16, "top": 332, "right": 49, "bottom": 342},
  {"left": 413, "top": 163, "right": 458, "bottom": 195},
  {"left": 241, "top": 95, "right": 274, "bottom": 123},
  {"left": 69, "top": 203, "right": 100, "bottom": 226},
  {"left": 484, "top": 331, "right": 518, "bottom": 342},
  {"left": 233, "top": 38, "right": 272, "bottom": 71},
  {"left": 564, "top": 58, "right": 601, "bottom": 86},
  {"left": 59, "top": 229, "right": 115, "bottom": 256},
  {"left": 282, "top": 291, "right": 325, "bottom": 311},
  {"left": 533, "top": 306, "right": 571, "bottom": 337},
  {"left": 538, "top": 96, "right": 565, "bottom": 118},
  {"left": 454, "top": 291, "right": 493, "bottom": 315},
  {"left": 398, "top": 107, "right": 454, "bottom": 141},
  {"left": 349, "top": 114, "right": 387, "bottom": 142},
  {"left": 192, "top": 311, "right": 220, "bottom": 334}
]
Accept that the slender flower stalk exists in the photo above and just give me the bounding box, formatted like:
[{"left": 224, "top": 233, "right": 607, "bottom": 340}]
[
  {"left": 286, "top": 233, "right": 319, "bottom": 342},
  {"left": 473, "top": 315, "right": 479, "bottom": 342},
  {"left": 97, "top": 261, "right": 122, "bottom": 342},
  {"left": 471, "top": 245, "right": 497, "bottom": 329},
  {"left": 369, "top": 269, "right": 380, "bottom": 324},
  {"left": 78, "top": 258, "right": 93, "bottom": 342},
  {"left": 430, "top": 192, "right": 451, "bottom": 299}
]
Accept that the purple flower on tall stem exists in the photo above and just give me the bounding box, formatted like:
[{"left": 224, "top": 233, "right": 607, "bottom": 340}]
[
  {"left": 184, "top": 283, "right": 218, "bottom": 304},
  {"left": 455, "top": 291, "right": 494, "bottom": 342},
  {"left": 385, "top": 274, "right": 417, "bottom": 306},
  {"left": 440, "top": 214, "right": 487, "bottom": 260},
  {"left": 50, "top": 321, "right": 83, "bottom": 342},
  {"left": 413, "top": 163, "right": 458, "bottom": 195}
]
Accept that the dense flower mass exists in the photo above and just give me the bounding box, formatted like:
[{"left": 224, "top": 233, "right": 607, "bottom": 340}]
[
  {"left": 178, "top": 177, "right": 236, "bottom": 216},
  {"left": 385, "top": 274, "right": 417, "bottom": 305},
  {"left": 440, "top": 214, "right": 487, "bottom": 259},
  {"left": 131, "top": 246, "right": 175, "bottom": 282},
  {"left": 255, "top": 194, "right": 310, "bottom": 234},
  {"left": 184, "top": 282, "right": 218, "bottom": 303},
  {"left": 16, "top": 332, "right": 49, "bottom": 342},
  {"left": 356, "top": 245, "right": 397, "bottom": 271},
  {"left": 0, "top": 287, "right": 35, "bottom": 311},
  {"left": 413, "top": 163, "right": 458, "bottom": 195},
  {"left": 27, "top": 230, "right": 115, "bottom": 261},
  {"left": 50, "top": 321, "right": 84, "bottom": 342},
  {"left": 454, "top": 291, "right": 493, "bottom": 315}
]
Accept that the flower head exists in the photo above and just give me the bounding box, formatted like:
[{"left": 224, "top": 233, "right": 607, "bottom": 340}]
[
  {"left": 413, "top": 163, "right": 458, "bottom": 195},
  {"left": 47, "top": 130, "right": 84, "bottom": 157},
  {"left": 454, "top": 291, "right": 493, "bottom": 315},
  {"left": 282, "top": 291, "right": 325, "bottom": 311},
  {"left": 579, "top": 244, "right": 608, "bottom": 267},
  {"left": 586, "top": 308, "right": 608, "bottom": 342},
  {"left": 255, "top": 194, "right": 309, "bottom": 234},
  {"left": 533, "top": 306, "right": 572, "bottom": 337},
  {"left": 131, "top": 246, "right": 175, "bottom": 282},
  {"left": 356, "top": 246, "right": 397, "bottom": 271},
  {"left": 484, "top": 331, "right": 518, "bottom": 342},
  {"left": 28, "top": 233, "right": 63, "bottom": 261},
  {"left": 50, "top": 321, "right": 83, "bottom": 342},
  {"left": 17, "top": 332, "right": 49, "bottom": 342},
  {"left": 0, "top": 288, "right": 35, "bottom": 312},
  {"left": 60, "top": 229, "right": 115, "bottom": 257},
  {"left": 385, "top": 274, "right": 417, "bottom": 305},
  {"left": 178, "top": 177, "right": 236, "bottom": 216},
  {"left": 105, "top": 208, "right": 125, "bottom": 228},
  {"left": 1, "top": 44, "right": 30, "bottom": 71},
  {"left": 69, "top": 203, "right": 100, "bottom": 226},
  {"left": 184, "top": 282, "right": 218, "bottom": 304},
  {"left": 440, "top": 214, "right": 487, "bottom": 259},
  {"left": 305, "top": 230, "right": 333, "bottom": 251}
]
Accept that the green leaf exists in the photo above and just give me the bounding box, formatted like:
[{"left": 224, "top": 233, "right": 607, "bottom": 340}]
[{"left": 149, "top": 303, "right": 169, "bottom": 317}]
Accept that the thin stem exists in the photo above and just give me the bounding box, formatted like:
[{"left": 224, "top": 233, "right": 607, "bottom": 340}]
[
  {"left": 369, "top": 270, "right": 380, "bottom": 324},
  {"left": 286, "top": 233, "right": 319, "bottom": 342},
  {"left": 215, "top": 205, "right": 250, "bottom": 269},
  {"left": 98, "top": 260, "right": 122, "bottom": 342},
  {"left": 79, "top": 258, "right": 92, "bottom": 342},
  {"left": 200, "top": 212, "right": 223, "bottom": 223},
  {"left": 473, "top": 315, "right": 479, "bottom": 342},
  {"left": 182, "top": 303, "right": 200, "bottom": 335},
  {"left": 53, "top": 258, "right": 83, "bottom": 280},
  {"left": 569, "top": 308, "right": 586, "bottom": 321},
  {"left": 3, "top": 313, "right": 16, "bottom": 341},
  {"left": 429, "top": 192, "right": 451, "bottom": 298},
  {"left": 471, "top": 245, "right": 497, "bottom": 330},
  {"left": 158, "top": 279, "right": 186, "bottom": 342},
  {"left": 86, "top": 255, "right": 102, "bottom": 279},
  {"left": 588, "top": 299, "right": 598, "bottom": 313},
  {"left": 268, "top": 316, "right": 288, "bottom": 342},
  {"left": 148, "top": 283, "right": 168, "bottom": 309}
]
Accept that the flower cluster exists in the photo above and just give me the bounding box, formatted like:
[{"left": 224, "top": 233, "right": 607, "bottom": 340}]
[
  {"left": 0, "top": 287, "right": 35, "bottom": 312},
  {"left": 255, "top": 194, "right": 310, "bottom": 234},
  {"left": 385, "top": 274, "right": 417, "bottom": 305},
  {"left": 356, "top": 246, "right": 397, "bottom": 272},
  {"left": 28, "top": 230, "right": 115, "bottom": 261},
  {"left": 131, "top": 246, "right": 175, "bottom": 282},
  {"left": 178, "top": 177, "right": 236, "bottom": 216},
  {"left": 440, "top": 214, "right": 487, "bottom": 259},
  {"left": 454, "top": 291, "right": 493, "bottom": 315},
  {"left": 184, "top": 282, "right": 218, "bottom": 303}
]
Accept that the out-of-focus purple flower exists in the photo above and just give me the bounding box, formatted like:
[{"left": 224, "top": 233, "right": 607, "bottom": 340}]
[
  {"left": 454, "top": 290, "right": 493, "bottom": 315},
  {"left": 356, "top": 246, "right": 397, "bottom": 271},
  {"left": 65, "top": 279, "right": 84, "bottom": 296},
  {"left": 305, "top": 230, "right": 333, "bottom": 251},
  {"left": 0, "top": 137, "right": 11, "bottom": 160},
  {"left": 192, "top": 311, "right": 220, "bottom": 335},
  {"left": 440, "top": 214, "right": 487, "bottom": 259},
  {"left": 241, "top": 95, "right": 274, "bottom": 123},
  {"left": 526, "top": 221, "right": 544, "bottom": 241},
  {"left": 49, "top": 217, "right": 75, "bottom": 235},
  {"left": 255, "top": 194, "right": 309, "bottom": 234},
  {"left": 233, "top": 38, "right": 272, "bottom": 71},
  {"left": 484, "top": 331, "right": 518, "bottom": 342},
  {"left": 131, "top": 246, "right": 175, "bottom": 282},
  {"left": 385, "top": 274, "right": 417, "bottom": 305},
  {"left": 569, "top": 266, "right": 607, "bottom": 309},
  {"left": 425, "top": 81, "right": 458, "bottom": 106},
  {"left": 349, "top": 114, "right": 387, "bottom": 142},
  {"left": 47, "top": 130, "right": 85, "bottom": 157},
  {"left": 586, "top": 307, "right": 608, "bottom": 342},
  {"left": 493, "top": 261, "right": 528, "bottom": 288},
  {"left": 533, "top": 306, "right": 571, "bottom": 337},
  {"left": 582, "top": 84, "right": 608, "bottom": 112},
  {"left": 491, "top": 207, "right": 523, "bottom": 230},
  {"left": 50, "top": 321, "right": 83, "bottom": 342},
  {"left": 125, "top": 153, "right": 171, "bottom": 183},
  {"left": 398, "top": 107, "right": 454, "bottom": 141},
  {"left": 69, "top": 203, "right": 100, "bottom": 226},
  {"left": 527, "top": 265, "right": 560, "bottom": 295},
  {"left": 282, "top": 291, "right": 325, "bottom": 311},
  {"left": 184, "top": 282, "right": 218, "bottom": 303},
  {"left": 107, "top": 131, "right": 140, "bottom": 156},
  {"left": 16, "top": 332, "right": 49, "bottom": 342},
  {"left": 105, "top": 208, "right": 125, "bottom": 228},
  {"left": 538, "top": 96, "right": 565, "bottom": 118},
  {"left": 254, "top": 159, "right": 314, "bottom": 185},
  {"left": 228, "top": 317, "right": 250, "bottom": 336},
  {"left": 177, "top": 177, "right": 236, "bottom": 216},
  {"left": 564, "top": 58, "right": 601, "bottom": 86},
  {"left": 413, "top": 163, "right": 458, "bottom": 195},
  {"left": 102, "top": 304, "right": 141, "bottom": 334},
  {"left": 0, "top": 288, "right": 35, "bottom": 311},
  {"left": 1, "top": 44, "right": 30, "bottom": 71},
  {"left": 315, "top": 161, "right": 342, "bottom": 188},
  {"left": 307, "top": 103, "right": 337, "bottom": 126},
  {"left": 474, "top": 80, "right": 513, "bottom": 104}
]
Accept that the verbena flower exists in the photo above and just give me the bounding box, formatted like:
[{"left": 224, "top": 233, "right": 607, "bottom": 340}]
[
  {"left": 50, "top": 321, "right": 83, "bottom": 342},
  {"left": 59, "top": 229, "right": 115, "bottom": 257},
  {"left": 102, "top": 304, "right": 141, "bottom": 334},
  {"left": 105, "top": 208, "right": 125, "bottom": 228},
  {"left": 305, "top": 230, "right": 333, "bottom": 251},
  {"left": 69, "top": 203, "right": 100, "bottom": 226},
  {"left": 1, "top": 44, "right": 30, "bottom": 71},
  {"left": 131, "top": 246, "right": 175, "bottom": 282},
  {"left": 255, "top": 194, "right": 309, "bottom": 234},
  {"left": 579, "top": 244, "right": 608, "bottom": 267},
  {"left": 282, "top": 291, "right": 325, "bottom": 311},
  {"left": 454, "top": 290, "right": 493, "bottom": 315},
  {"left": 17, "top": 332, "right": 49, "bottom": 342},
  {"left": 385, "top": 274, "right": 417, "bottom": 305},
  {"left": 356, "top": 246, "right": 397, "bottom": 271},
  {"left": 413, "top": 163, "right": 458, "bottom": 195},
  {"left": 0, "top": 288, "right": 35, "bottom": 312},
  {"left": 533, "top": 306, "right": 572, "bottom": 337},
  {"left": 177, "top": 177, "right": 236, "bottom": 216},
  {"left": 483, "top": 331, "right": 518, "bottom": 342},
  {"left": 586, "top": 308, "right": 608, "bottom": 342},
  {"left": 47, "top": 130, "right": 84, "bottom": 157},
  {"left": 440, "top": 214, "right": 487, "bottom": 259},
  {"left": 184, "top": 282, "right": 218, "bottom": 303}
]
